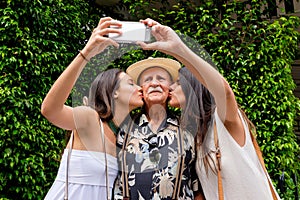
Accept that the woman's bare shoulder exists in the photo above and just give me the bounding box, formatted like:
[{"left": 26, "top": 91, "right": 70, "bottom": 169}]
[{"left": 73, "top": 106, "right": 99, "bottom": 129}]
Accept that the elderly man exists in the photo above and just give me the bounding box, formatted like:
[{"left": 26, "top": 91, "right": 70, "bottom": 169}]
[{"left": 113, "top": 57, "right": 199, "bottom": 200}]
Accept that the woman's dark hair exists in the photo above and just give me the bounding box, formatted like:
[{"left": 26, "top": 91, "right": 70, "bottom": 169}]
[
  {"left": 179, "top": 67, "right": 258, "bottom": 174},
  {"left": 88, "top": 68, "right": 123, "bottom": 121},
  {"left": 178, "top": 67, "right": 216, "bottom": 173},
  {"left": 179, "top": 67, "right": 215, "bottom": 144}
]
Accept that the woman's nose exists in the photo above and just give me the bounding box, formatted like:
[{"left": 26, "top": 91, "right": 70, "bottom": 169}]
[
  {"left": 169, "top": 83, "right": 175, "bottom": 91},
  {"left": 136, "top": 85, "right": 142, "bottom": 91}
]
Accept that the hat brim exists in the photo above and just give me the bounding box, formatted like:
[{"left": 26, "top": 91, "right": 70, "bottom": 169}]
[{"left": 126, "top": 57, "right": 181, "bottom": 84}]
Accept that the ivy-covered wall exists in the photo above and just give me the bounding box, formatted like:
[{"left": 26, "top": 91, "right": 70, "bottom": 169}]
[
  {"left": 0, "top": 0, "right": 99, "bottom": 199},
  {"left": 0, "top": 0, "right": 299, "bottom": 199}
]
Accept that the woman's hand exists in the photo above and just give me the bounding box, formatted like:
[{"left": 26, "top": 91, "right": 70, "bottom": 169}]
[
  {"left": 138, "top": 18, "right": 185, "bottom": 57},
  {"left": 81, "top": 17, "right": 122, "bottom": 60}
]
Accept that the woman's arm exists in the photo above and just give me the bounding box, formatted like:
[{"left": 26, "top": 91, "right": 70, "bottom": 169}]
[{"left": 41, "top": 17, "right": 121, "bottom": 130}]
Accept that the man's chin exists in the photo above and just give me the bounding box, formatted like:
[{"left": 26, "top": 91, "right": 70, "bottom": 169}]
[{"left": 145, "top": 96, "right": 167, "bottom": 105}]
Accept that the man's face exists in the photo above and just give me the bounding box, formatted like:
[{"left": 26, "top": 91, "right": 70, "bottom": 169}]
[{"left": 139, "top": 67, "right": 172, "bottom": 106}]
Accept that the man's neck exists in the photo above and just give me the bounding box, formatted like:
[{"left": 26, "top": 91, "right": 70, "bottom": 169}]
[{"left": 146, "top": 104, "right": 167, "bottom": 133}]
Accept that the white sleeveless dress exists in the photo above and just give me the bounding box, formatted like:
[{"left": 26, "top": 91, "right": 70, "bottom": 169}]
[
  {"left": 44, "top": 149, "right": 118, "bottom": 200},
  {"left": 196, "top": 109, "right": 281, "bottom": 200}
]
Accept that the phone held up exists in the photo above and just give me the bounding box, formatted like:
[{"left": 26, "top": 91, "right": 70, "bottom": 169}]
[{"left": 108, "top": 21, "right": 153, "bottom": 43}]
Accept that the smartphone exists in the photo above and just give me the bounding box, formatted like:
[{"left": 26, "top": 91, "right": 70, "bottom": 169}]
[{"left": 108, "top": 21, "right": 152, "bottom": 43}]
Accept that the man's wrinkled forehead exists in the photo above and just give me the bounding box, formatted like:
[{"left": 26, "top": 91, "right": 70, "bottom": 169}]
[{"left": 137, "top": 66, "right": 173, "bottom": 85}]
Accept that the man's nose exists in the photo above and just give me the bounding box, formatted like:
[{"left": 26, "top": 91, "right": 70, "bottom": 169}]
[{"left": 149, "top": 78, "right": 159, "bottom": 86}]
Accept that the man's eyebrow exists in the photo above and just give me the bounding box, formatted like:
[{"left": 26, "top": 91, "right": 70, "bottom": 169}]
[
  {"left": 157, "top": 74, "right": 166, "bottom": 78},
  {"left": 143, "top": 75, "right": 152, "bottom": 80}
]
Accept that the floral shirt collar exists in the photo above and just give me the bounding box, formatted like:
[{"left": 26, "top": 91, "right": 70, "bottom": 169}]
[{"left": 138, "top": 113, "right": 179, "bottom": 127}]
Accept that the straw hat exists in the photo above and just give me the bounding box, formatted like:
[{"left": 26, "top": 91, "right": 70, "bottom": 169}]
[{"left": 126, "top": 57, "right": 181, "bottom": 84}]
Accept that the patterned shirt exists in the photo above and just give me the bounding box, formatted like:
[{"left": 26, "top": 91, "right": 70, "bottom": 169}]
[{"left": 113, "top": 112, "right": 196, "bottom": 200}]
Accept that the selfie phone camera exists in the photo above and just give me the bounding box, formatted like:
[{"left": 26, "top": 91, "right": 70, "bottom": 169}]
[{"left": 108, "top": 21, "right": 152, "bottom": 43}]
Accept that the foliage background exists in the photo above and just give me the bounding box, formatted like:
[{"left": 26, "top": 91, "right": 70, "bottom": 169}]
[{"left": 0, "top": 0, "right": 299, "bottom": 199}]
